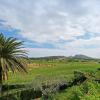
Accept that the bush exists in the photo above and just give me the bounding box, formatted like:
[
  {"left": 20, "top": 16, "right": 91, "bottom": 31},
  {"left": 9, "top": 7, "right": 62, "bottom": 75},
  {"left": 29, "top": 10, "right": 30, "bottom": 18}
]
[
  {"left": 66, "top": 86, "right": 83, "bottom": 100},
  {"left": 1, "top": 69, "right": 99, "bottom": 100}
]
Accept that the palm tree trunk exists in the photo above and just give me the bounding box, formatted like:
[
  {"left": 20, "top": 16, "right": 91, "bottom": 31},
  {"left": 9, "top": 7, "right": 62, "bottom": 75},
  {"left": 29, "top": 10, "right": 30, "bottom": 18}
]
[{"left": 0, "top": 67, "right": 2, "bottom": 95}]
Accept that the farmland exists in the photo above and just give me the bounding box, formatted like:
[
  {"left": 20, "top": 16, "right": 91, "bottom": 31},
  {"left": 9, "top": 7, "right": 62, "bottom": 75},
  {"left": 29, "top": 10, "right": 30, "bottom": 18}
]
[
  {"left": 6, "top": 61, "right": 100, "bottom": 84},
  {"left": 0, "top": 59, "right": 99, "bottom": 100}
]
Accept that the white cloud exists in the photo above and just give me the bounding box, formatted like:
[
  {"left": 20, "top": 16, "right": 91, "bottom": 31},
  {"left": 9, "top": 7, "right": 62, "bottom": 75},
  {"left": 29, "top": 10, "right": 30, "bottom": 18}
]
[
  {"left": 0, "top": 0, "right": 100, "bottom": 57},
  {"left": 67, "top": 37, "right": 100, "bottom": 48},
  {"left": 26, "top": 48, "right": 68, "bottom": 57},
  {"left": 26, "top": 47, "right": 100, "bottom": 58}
]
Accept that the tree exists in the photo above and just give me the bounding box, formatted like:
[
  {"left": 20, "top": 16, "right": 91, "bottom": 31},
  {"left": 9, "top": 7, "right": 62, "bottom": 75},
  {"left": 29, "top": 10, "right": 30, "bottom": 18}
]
[{"left": 0, "top": 33, "right": 27, "bottom": 93}]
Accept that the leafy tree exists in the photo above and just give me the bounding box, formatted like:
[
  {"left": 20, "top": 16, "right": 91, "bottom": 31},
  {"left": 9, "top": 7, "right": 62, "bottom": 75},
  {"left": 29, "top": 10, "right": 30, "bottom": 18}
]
[{"left": 0, "top": 33, "right": 27, "bottom": 93}]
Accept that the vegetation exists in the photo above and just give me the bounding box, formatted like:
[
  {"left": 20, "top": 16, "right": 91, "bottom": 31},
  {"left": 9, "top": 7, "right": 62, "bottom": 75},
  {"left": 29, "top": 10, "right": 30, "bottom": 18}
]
[
  {"left": 6, "top": 60, "right": 99, "bottom": 84},
  {"left": 55, "top": 71, "right": 100, "bottom": 100},
  {"left": 0, "top": 60, "right": 99, "bottom": 100},
  {"left": 0, "top": 66, "right": 99, "bottom": 100},
  {"left": 0, "top": 33, "right": 27, "bottom": 94}
]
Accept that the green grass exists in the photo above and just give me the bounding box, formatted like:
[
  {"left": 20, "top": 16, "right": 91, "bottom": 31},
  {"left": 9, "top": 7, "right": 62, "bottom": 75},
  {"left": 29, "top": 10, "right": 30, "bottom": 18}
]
[
  {"left": 2, "top": 61, "right": 100, "bottom": 100},
  {"left": 6, "top": 62, "right": 100, "bottom": 84},
  {"left": 55, "top": 81, "right": 100, "bottom": 100}
]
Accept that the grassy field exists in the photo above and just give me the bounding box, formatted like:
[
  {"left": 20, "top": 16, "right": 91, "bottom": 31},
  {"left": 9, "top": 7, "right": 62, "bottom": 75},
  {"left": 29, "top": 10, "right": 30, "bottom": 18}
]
[
  {"left": 1, "top": 60, "right": 99, "bottom": 100},
  {"left": 6, "top": 61, "right": 100, "bottom": 84}
]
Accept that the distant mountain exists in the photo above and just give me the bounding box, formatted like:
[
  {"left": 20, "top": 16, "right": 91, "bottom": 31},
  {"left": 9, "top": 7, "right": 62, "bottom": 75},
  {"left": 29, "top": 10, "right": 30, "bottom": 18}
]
[
  {"left": 72, "top": 54, "right": 93, "bottom": 59},
  {"left": 30, "top": 56, "right": 66, "bottom": 60},
  {"left": 30, "top": 54, "right": 94, "bottom": 60}
]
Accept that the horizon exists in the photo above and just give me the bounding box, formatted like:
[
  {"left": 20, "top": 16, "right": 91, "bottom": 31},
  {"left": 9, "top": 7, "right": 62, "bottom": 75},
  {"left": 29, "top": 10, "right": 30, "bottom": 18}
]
[
  {"left": 27, "top": 54, "right": 98, "bottom": 59},
  {"left": 0, "top": 0, "right": 100, "bottom": 58}
]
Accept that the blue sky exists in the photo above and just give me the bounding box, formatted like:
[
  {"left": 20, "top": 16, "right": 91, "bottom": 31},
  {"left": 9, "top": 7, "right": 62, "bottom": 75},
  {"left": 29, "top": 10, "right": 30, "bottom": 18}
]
[{"left": 0, "top": 0, "right": 100, "bottom": 58}]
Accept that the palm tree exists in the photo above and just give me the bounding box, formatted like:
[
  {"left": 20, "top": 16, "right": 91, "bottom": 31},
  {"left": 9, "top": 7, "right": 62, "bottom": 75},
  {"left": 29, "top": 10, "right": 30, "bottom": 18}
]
[{"left": 0, "top": 33, "right": 27, "bottom": 93}]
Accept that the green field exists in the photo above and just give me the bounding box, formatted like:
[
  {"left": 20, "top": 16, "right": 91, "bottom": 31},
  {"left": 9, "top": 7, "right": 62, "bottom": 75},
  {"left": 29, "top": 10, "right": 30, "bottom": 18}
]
[
  {"left": 0, "top": 60, "right": 99, "bottom": 100},
  {"left": 6, "top": 61, "right": 100, "bottom": 84}
]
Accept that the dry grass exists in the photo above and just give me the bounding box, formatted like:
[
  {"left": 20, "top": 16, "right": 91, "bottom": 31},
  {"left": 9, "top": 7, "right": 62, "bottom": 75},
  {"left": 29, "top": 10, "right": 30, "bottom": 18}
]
[{"left": 28, "top": 63, "right": 56, "bottom": 68}]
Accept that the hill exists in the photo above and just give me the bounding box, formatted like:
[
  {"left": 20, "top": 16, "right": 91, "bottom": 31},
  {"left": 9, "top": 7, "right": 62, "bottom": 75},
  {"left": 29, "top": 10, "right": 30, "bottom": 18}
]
[
  {"left": 30, "top": 56, "right": 67, "bottom": 60},
  {"left": 72, "top": 54, "right": 93, "bottom": 59},
  {"left": 30, "top": 54, "right": 93, "bottom": 61}
]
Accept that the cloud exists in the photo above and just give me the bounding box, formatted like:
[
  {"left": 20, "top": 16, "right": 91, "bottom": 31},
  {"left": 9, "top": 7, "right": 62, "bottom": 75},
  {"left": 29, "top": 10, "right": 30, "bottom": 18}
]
[
  {"left": 26, "top": 47, "right": 100, "bottom": 58},
  {"left": 0, "top": 0, "right": 100, "bottom": 57},
  {"left": 26, "top": 48, "right": 68, "bottom": 57}
]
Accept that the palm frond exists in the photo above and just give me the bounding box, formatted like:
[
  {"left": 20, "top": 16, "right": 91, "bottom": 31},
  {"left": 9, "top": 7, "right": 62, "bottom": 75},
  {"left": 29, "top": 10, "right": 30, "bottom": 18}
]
[{"left": 0, "top": 33, "right": 28, "bottom": 81}]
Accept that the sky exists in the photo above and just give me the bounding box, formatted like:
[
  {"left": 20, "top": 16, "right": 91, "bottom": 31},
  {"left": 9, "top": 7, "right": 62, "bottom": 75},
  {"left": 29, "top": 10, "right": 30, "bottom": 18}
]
[{"left": 0, "top": 0, "right": 100, "bottom": 58}]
